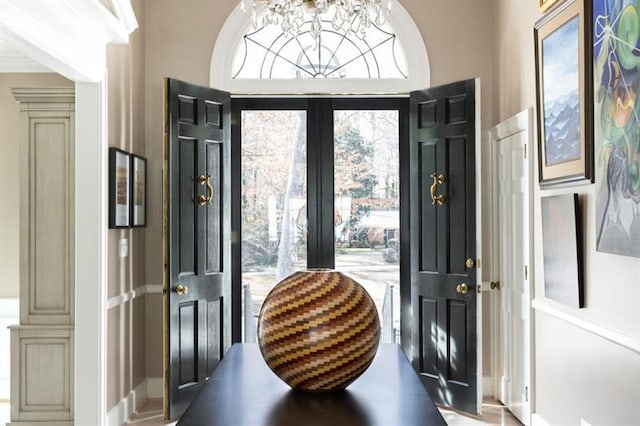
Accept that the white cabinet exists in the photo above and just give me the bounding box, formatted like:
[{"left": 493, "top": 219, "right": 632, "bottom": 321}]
[{"left": 10, "top": 87, "right": 75, "bottom": 425}]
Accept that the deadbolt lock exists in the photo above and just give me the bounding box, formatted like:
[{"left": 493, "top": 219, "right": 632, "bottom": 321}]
[{"left": 466, "top": 258, "right": 475, "bottom": 268}]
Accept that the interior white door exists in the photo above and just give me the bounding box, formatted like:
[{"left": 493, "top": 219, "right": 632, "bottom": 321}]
[{"left": 493, "top": 110, "right": 532, "bottom": 425}]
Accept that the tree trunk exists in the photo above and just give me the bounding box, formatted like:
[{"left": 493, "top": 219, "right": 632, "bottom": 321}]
[{"left": 276, "top": 115, "right": 306, "bottom": 280}]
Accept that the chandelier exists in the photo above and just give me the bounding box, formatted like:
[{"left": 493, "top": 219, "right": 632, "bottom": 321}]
[{"left": 240, "top": 0, "right": 392, "bottom": 40}]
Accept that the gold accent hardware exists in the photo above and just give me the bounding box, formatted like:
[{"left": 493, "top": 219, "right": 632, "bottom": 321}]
[
  {"left": 456, "top": 283, "right": 469, "bottom": 295},
  {"left": 175, "top": 284, "right": 189, "bottom": 296},
  {"left": 430, "top": 173, "right": 446, "bottom": 206},
  {"left": 466, "top": 258, "right": 475, "bottom": 268},
  {"left": 490, "top": 281, "right": 501, "bottom": 290},
  {"left": 198, "top": 174, "right": 213, "bottom": 206}
]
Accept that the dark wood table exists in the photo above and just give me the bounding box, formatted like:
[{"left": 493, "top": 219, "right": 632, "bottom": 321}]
[{"left": 178, "top": 343, "right": 446, "bottom": 426}]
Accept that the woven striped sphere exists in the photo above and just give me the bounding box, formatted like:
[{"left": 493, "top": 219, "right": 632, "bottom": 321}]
[{"left": 257, "top": 269, "right": 380, "bottom": 392}]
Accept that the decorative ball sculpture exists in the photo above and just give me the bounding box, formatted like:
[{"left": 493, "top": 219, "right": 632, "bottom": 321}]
[{"left": 257, "top": 269, "right": 380, "bottom": 392}]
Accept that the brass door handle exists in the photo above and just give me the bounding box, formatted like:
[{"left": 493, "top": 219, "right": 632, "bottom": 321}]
[
  {"left": 175, "top": 284, "right": 189, "bottom": 296},
  {"left": 456, "top": 283, "right": 469, "bottom": 295},
  {"left": 198, "top": 174, "right": 213, "bottom": 206},
  {"left": 430, "top": 173, "right": 446, "bottom": 206}
]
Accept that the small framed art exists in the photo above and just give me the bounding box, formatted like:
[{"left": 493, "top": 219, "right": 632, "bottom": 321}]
[
  {"left": 130, "top": 154, "right": 147, "bottom": 227},
  {"left": 109, "top": 148, "right": 130, "bottom": 228}
]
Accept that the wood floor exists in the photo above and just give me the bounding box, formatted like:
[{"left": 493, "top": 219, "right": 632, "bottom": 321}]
[
  {"left": 1, "top": 397, "right": 522, "bottom": 425},
  {"left": 126, "top": 398, "right": 522, "bottom": 426}
]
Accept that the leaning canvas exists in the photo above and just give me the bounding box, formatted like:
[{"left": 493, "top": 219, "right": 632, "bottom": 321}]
[{"left": 541, "top": 194, "right": 584, "bottom": 308}]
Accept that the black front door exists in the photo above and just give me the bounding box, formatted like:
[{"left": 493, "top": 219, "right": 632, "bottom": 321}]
[
  {"left": 404, "top": 79, "right": 481, "bottom": 414},
  {"left": 163, "top": 78, "right": 232, "bottom": 419}
]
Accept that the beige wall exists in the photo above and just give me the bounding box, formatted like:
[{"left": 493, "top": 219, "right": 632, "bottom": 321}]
[
  {"left": 105, "top": 0, "right": 147, "bottom": 411},
  {"left": 495, "top": 1, "right": 640, "bottom": 424},
  {"left": 131, "top": 2, "right": 640, "bottom": 422},
  {"left": 140, "top": 0, "right": 497, "bottom": 379},
  {"left": 0, "top": 73, "right": 72, "bottom": 299}
]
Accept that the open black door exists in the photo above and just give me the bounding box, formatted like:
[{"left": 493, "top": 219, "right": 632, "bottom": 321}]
[
  {"left": 163, "top": 78, "right": 232, "bottom": 419},
  {"left": 404, "top": 79, "right": 481, "bottom": 414}
]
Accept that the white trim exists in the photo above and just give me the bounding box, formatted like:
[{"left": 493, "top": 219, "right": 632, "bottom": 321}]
[
  {"left": 75, "top": 80, "right": 107, "bottom": 426},
  {"left": 106, "top": 284, "right": 164, "bottom": 309},
  {"left": 106, "top": 379, "right": 146, "bottom": 426},
  {"left": 531, "top": 413, "right": 551, "bottom": 426},
  {"left": 0, "top": 0, "right": 137, "bottom": 81},
  {"left": 210, "top": 0, "right": 430, "bottom": 94},
  {"left": 482, "top": 376, "right": 493, "bottom": 397},
  {"left": 144, "top": 284, "right": 163, "bottom": 294},
  {"left": 145, "top": 377, "right": 163, "bottom": 399},
  {"left": 0, "top": 298, "right": 19, "bottom": 318},
  {"left": 532, "top": 298, "right": 640, "bottom": 354},
  {"left": 473, "top": 78, "right": 483, "bottom": 415}
]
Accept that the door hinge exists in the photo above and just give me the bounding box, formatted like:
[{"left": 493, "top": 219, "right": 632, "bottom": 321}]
[
  {"left": 525, "top": 386, "right": 529, "bottom": 402},
  {"left": 524, "top": 143, "right": 527, "bottom": 159},
  {"left": 525, "top": 265, "right": 528, "bottom": 281}
]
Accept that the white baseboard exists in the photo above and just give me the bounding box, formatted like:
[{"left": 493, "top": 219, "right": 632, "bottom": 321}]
[
  {"left": 146, "top": 377, "right": 163, "bottom": 399},
  {"left": 532, "top": 413, "right": 551, "bottom": 426},
  {"left": 106, "top": 379, "right": 147, "bottom": 425},
  {"left": 483, "top": 376, "right": 493, "bottom": 397}
]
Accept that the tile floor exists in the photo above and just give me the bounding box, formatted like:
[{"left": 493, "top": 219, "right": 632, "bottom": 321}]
[{"left": 1, "top": 397, "right": 522, "bottom": 425}]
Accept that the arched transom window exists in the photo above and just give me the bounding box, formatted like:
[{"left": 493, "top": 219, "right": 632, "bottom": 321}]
[{"left": 211, "top": 1, "right": 429, "bottom": 94}]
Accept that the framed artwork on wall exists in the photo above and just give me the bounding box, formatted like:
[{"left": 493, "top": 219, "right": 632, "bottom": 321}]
[
  {"left": 593, "top": 0, "right": 640, "bottom": 258},
  {"left": 541, "top": 193, "right": 584, "bottom": 308},
  {"left": 534, "top": 0, "right": 594, "bottom": 186},
  {"left": 130, "top": 154, "right": 147, "bottom": 227},
  {"left": 109, "top": 148, "right": 131, "bottom": 228},
  {"left": 540, "top": 0, "right": 561, "bottom": 12}
]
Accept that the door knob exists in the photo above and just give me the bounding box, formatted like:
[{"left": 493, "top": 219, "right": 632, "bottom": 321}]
[
  {"left": 175, "top": 284, "right": 189, "bottom": 296},
  {"left": 456, "top": 283, "right": 469, "bottom": 295}
]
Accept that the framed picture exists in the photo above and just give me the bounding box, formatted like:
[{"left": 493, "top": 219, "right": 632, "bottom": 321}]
[
  {"left": 541, "top": 193, "right": 584, "bottom": 308},
  {"left": 540, "top": 0, "right": 561, "bottom": 12},
  {"left": 534, "top": 0, "right": 593, "bottom": 186},
  {"left": 130, "top": 154, "right": 147, "bottom": 227},
  {"left": 109, "top": 148, "right": 130, "bottom": 228},
  {"left": 593, "top": 0, "right": 640, "bottom": 258}
]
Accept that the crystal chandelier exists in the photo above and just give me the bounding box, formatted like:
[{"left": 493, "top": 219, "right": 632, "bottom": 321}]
[{"left": 240, "top": 0, "right": 392, "bottom": 40}]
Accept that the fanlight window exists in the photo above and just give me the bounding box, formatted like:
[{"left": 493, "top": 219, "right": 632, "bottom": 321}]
[{"left": 232, "top": 18, "right": 408, "bottom": 80}]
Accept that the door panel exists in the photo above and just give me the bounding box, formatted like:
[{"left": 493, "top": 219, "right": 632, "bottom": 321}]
[
  {"left": 408, "top": 79, "right": 479, "bottom": 415},
  {"left": 164, "top": 78, "right": 232, "bottom": 420}
]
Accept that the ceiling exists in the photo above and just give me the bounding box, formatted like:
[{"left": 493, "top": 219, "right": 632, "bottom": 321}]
[{"left": 0, "top": 0, "right": 137, "bottom": 76}]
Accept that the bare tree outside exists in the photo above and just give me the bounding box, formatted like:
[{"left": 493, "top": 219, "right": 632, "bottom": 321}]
[{"left": 241, "top": 109, "right": 400, "bottom": 342}]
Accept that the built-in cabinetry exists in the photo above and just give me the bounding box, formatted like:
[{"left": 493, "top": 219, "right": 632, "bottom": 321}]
[{"left": 9, "top": 87, "right": 75, "bottom": 425}]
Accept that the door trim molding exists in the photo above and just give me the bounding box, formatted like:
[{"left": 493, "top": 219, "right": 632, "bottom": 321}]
[{"left": 532, "top": 298, "right": 640, "bottom": 353}]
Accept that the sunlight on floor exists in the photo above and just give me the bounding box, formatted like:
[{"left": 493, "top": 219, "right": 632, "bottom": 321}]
[
  {"left": 438, "top": 398, "right": 523, "bottom": 426},
  {"left": 128, "top": 399, "right": 176, "bottom": 426}
]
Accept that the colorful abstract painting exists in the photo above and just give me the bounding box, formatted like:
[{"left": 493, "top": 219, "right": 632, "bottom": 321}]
[{"left": 594, "top": 0, "right": 640, "bottom": 258}]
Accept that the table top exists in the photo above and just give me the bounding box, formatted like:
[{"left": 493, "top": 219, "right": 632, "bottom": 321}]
[{"left": 178, "top": 343, "right": 446, "bottom": 426}]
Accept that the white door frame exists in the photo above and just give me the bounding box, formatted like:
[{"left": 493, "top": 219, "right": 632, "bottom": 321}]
[
  {"left": 0, "top": 1, "right": 137, "bottom": 423},
  {"left": 489, "top": 108, "right": 535, "bottom": 424}
]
